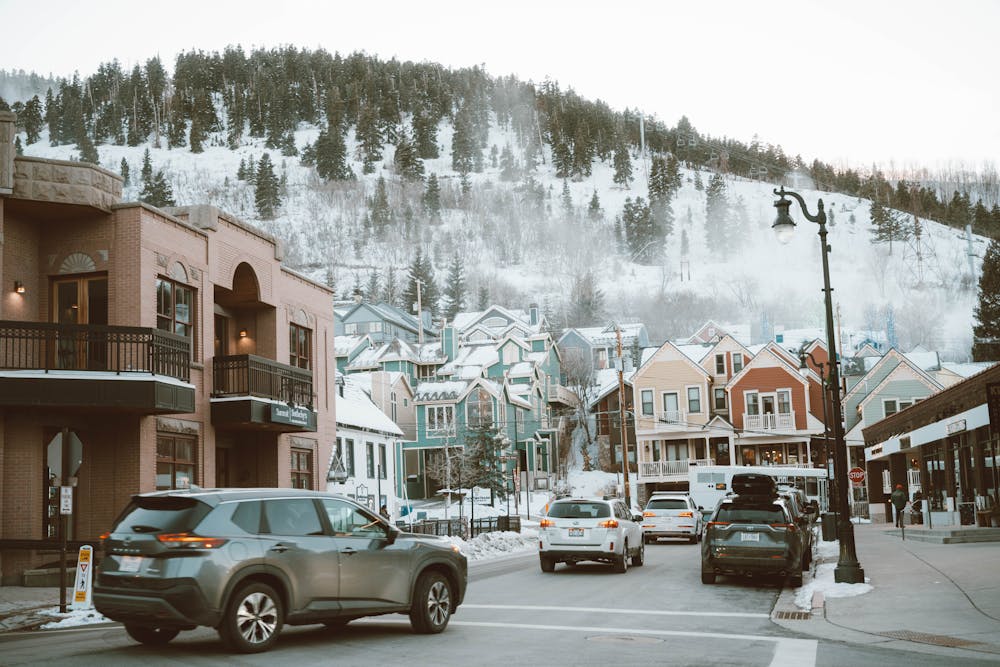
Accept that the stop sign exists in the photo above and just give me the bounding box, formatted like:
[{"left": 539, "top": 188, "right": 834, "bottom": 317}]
[{"left": 848, "top": 467, "right": 866, "bottom": 486}]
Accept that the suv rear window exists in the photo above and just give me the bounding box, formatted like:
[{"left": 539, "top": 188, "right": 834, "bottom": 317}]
[
  {"left": 113, "top": 496, "right": 211, "bottom": 534},
  {"left": 647, "top": 498, "right": 688, "bottom": 510},
  {"left": 715, "top": 505, "right": 786, "bottom": 523},
  {"left": 547, "top": 502, "right": 611, "bottom": 519}
]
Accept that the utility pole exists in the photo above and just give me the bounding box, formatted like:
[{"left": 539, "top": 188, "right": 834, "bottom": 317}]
[
  {"left": 415, "top": 279, "right": 424, "bottom": 344},
  {"left": 615, "top": 324, "right": 631, "bottom": 507}
]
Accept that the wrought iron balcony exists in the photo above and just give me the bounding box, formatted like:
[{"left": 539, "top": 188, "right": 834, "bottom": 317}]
[
  {"left": 212, "top": 354, "right": 314, "bottom": 406},
  {"left": 0, "top": 320, "right": 190, "bottom": 381}
]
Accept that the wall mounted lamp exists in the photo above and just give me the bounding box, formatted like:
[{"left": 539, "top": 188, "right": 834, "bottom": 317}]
[
  {"left": 239, "top": 328, "right": 248, "bottom": 338},
  {"left": 14, "top": 281, "right": 25, "bottom": 294}
]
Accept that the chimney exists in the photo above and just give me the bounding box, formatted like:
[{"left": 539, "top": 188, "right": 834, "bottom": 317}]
[
  {"left": 442, "top": 324, "right": 459, "bottom": 362},
  {"left": 529, "top": 303, "right": 539, "bottom": 326},
  {"left": 0, "top": 110, "right": 15, "bottom": 194}
]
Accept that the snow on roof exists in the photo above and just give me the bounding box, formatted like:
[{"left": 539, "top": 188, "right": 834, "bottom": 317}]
[
  {"left": 336, "top": 377, "right": 404, "bottom": 436},
  {"left": 507, "top": 361, "right": 534, "bottom": 377},
  {"left": 939, "top": 361, "right": 996, "bottom": 378},
  {"left": 415, "top": 380, "right": 470, "bottom": 401},
  {"left": 334, "top": 334, "right": 369, "bottom": 356},
  {"left": 675, "top": 343, "right": 711, "bottom": 363},
  {"left": 571, "top": 322, "right": 646, "bottom": 346},
  {"left": 903, "top": 350, "right": 940, "bottom": 372},
  {"left": 640, "top": 346, "right": 658, "bottom": 366}
]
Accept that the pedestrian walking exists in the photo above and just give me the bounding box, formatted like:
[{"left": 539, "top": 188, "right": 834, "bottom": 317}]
[
  {"left": 890, "top": 484, "right": 907, "bottom": 528},
  {"left": 379, "top": 504, "right": 391, "bottom": 521}
]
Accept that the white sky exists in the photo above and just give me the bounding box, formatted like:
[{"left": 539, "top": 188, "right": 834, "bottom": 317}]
[{"left": 2, "top": 0, "right": 997, "bottom": 169}]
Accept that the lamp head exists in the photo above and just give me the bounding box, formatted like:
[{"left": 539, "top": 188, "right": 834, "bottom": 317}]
[{"left": 772, "top": 193, "right": 796, "bottom": 244}]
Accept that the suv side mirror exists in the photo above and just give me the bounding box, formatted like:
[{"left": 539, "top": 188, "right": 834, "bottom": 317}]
[{"left": 632, "top": 512, "right": 643, "bottom": 523}]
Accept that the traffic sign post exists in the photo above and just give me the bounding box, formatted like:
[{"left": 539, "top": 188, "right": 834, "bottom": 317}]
[
  {"left": 71, "top": 545, "right": 94, "bottom": 610},
  {"left": 848, "top": 467, "right": 866, "bottom": 487}
]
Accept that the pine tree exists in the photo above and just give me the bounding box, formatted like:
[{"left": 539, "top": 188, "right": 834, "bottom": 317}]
[
  {"left": 402, "top": 248, "right": 440, "bottom": 318},
  {"left": 552, "top": 139, "right": 572, "bottom": 179},
  {"left": 560, "top": 180, "right": 573, "bottom": 219},
  {"left": 120, "top": 158, "right": 130, "bottom": 186},
  {"left": 477, "top": 284, "right": 490, "bottom": 310},
  {"left": 499, "top": 144, "right": 518, "bottom": 182},
  {"left": 189, "top": 114, "right": 205, "bottom": 153},
  {"left": 140, "top": 170, "right": 176, "bottom": 208},
  {"left": 254, "top": 153, "right": 281, "bottom": 219},
  {"left": 140, "top": 149, "right": 153, "bottom": 186},
  {"left": 622, "top": 197, "right": 657, "bottom": 263},
  {"left": 167, "top": 105, "right": 187, "bottom": 149},
  {"left": 460, "top": 423, "right": 507, "bottom": 499},
  {"left": 411, "top": 108, "right": 439, "bottom": 159},
  {"left": 369, "top": 176, "right": 393, "bottom": 234},
  {"left": 14, "top": 136, "right": 23, "bottom": 155},
  {"left": 972, "top": 240, "right": 1000, "bottom": 361},
  {"left": 315, "top": 124, "right": 351, "bottom": 181},
  {"left": 566, "top": 270, "right": 606, "bottom": 327},
  {"left": 423, "top": 173, "right": 442, "bottom": 220},
  {"left": 705, "top": 173, "right": 730, "bottom": 254},
  {"left": 365, "top": 270, "right": 381, "bottom": 302},
  {"left": 587, "top": 190, "right": 603, "bottom": 221},
  {"left": 443, "top": 253, "right": 466, "bottom": 320},
  {"left": 382, "top": 266, "right": 400, "bottom": 307},
  {"left": 393, "top": 127, "right": 424, "bottom": 182},
  {"left": 44, "top": 88, "right": 59, "bottom": 145},
  {"left": 869, "top": 199, "right": 909, "bottom": 253},
  {"left": 450, "top": 106, "right": 478, "bottom": 176},
  {"left": 612, "top": 141, "right": 632, "bottom": 188},
  {"left": 489, "top": 144, "right": 498, "bottom": 169},
  {"left": 647, "top": 155, "right": 675, "bottom": 238},
  {"left": 356, "top": 102, "right": 383, "bottom": 174},
  {"left": 22, "top": 95, "right": 43, "bottom": 145}
]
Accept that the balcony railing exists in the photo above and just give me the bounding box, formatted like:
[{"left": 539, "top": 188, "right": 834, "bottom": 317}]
[
  {"left": 545, "top": 381, "right": 577, "bottom": 405},
  {"left": 638, "top": 458, "right": 714, "bottom": 478},
  {"left": 212, "top": 354, "right": 313, "bottom": 406},
  {"left": 744, "top": 411, "right": 795, "bottom": 431},
  {"left": 0, "top": 320, "right": 190, "bottom": 382}
]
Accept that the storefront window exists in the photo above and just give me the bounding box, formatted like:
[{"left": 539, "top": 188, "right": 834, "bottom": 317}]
[{"left": 156, "top": 434, "right": 196, "bottom": 490}]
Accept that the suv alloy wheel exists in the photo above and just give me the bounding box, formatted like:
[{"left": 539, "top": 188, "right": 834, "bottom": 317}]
[
  {"left": 219, "top": 582, "right": 284, "bottom": 653},
  {"left": 409, "top": 572, "right": 453, "bottom": 633}
]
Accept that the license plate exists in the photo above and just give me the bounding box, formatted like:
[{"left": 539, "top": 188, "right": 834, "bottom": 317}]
[
  {"left": 740, "top": 532, "right": 760, "bottom": 542},
  {"left": 119, "top": 555, "right": 143, "bottom": 572},
  {"left": 568, "top": 527, "right": 584, "bottom": 537}
]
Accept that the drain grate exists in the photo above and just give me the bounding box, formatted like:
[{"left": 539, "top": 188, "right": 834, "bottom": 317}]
[
  {"left": 879, "top": 630, "right": 982, "bottom": 648},
  {"left": 773, "top": 610, "right": 811, "bottom": 620}
]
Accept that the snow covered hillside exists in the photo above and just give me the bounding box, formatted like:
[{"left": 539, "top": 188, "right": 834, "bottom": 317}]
[{"left": 18, "top": 116, "right": 989, "bottom": 361}]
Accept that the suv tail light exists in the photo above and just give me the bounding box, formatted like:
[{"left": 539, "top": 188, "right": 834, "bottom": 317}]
[
  {"left": 598, "top": 519, "right": 619, "bottom": 528},
  {"left": 539, "top": 519, "right": 555, "bottom": 528},
  {"left": 770, "top": 523, "right": 797, "bottom": 532},
  {"left": 156, "top": 532, "right": 228, "bottom": 549},
  {"left": 643, "top": 511, "right": 656, "bottom": 517},
  {"left": 707, "top": 521, "right": 730, "bottom": 527},
  {"left": 678, "top": 511, "right": 694, "bottom": 518}
]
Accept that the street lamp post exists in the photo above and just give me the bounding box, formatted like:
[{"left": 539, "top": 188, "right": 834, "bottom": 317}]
[
  {"left": 773, "top": 186, "right": 864, "bottom": 584},
  {"left": 798, "top": 351, "right": 837, "bottom": 525}
]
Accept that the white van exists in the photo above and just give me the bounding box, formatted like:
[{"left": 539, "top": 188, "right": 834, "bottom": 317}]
[{"left": 688, "top": 465, "right": 829, "bottom": 516}]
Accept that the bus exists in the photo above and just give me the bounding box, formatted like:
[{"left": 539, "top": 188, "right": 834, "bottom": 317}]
[{"left": 688, "top": 465, "right": 829, "bottom": 516}]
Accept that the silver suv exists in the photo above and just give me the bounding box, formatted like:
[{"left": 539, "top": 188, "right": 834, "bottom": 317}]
[
  {"left": 642, "top": 493, "right": 703, "bottom": 544},
  {"left": 538, "top": 497, "right": 644, "bottom": 573},
  {"left": 94, "top": 488, "right": 467, "bottom": 653}
]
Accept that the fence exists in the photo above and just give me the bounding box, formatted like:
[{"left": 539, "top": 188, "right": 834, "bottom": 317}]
[{"left": 404, "top": 515, "right": 522, "bottom": 540}]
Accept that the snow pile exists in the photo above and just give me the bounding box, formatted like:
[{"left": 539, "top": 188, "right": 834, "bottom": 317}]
[
  {"left": 39, "top": 606, "right": 109, "bottom": 629},
  {"left": 450, "top": 529, "right": 539, "bottom": 560},
  {"left": 792, "top": 537, "right": 873, "bottom": 610}
]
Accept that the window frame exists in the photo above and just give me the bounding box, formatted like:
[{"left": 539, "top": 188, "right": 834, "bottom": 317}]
[
  {"left": 714, "top": 387, "right": 727, "bottom": 411},
  {"left": 426, "top": 405, "right": 455, "bottom": 435},
  {"left": 156, "top": 276, "right": 195, "bottom": 340},
  {"left": 290, "top": 447, "right": 313, "bottom": 489},
  {"left": 732, "top": 353, "right": 743, "bottom": 373},
  {"left": 686, "top": 385, "right": 702, "bottom": 414},
  {"left": 883, "top": 398, "right": 898, "bottom": 417},
  {"left": 366, "top": 442, "right": 375, "bottom": 478},
  {"left": 640, "top": 389, "right": 654, "bottom": 416},
  {"left": 715, "top": 354, "right": 725, "bottom": 374},
  {"left": 156, "top": 433, "right": 196, "bottom": 491},
  {"left": 661, "top": 391, "right": 680, "bottom": 423},
  {"left": 289, "top": 323, "right": 312, "bottom": 370}
]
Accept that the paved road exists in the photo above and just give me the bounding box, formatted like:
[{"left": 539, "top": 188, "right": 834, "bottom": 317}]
[{"left": 1, "top": 541, "right": 997, "bottom": 666}]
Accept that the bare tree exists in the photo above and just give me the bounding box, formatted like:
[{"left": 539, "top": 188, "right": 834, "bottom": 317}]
[{"left": 561, "top": 348, "right": 597, "bottom": 471}]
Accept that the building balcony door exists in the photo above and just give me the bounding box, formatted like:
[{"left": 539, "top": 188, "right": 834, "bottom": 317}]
[{"left": 51, "top": 275, "right": 109, "bottom": 370}]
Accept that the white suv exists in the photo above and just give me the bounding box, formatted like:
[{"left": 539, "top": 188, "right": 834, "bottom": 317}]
[
  {"left": 538, "top": 497, "right": 644, "bottom": 573},
  {"left": 642, "top": 493, "right": 703, "bottom": 544}
]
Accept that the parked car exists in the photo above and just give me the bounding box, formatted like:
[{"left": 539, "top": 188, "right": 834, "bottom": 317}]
[
  {"left": 778, "top": 486, "right": 816, "bottom": 569},
  {"left": 701, "top": 495, "right": 805, "bottom": 586},
  {"left": 94, "top": 488, "right": 467, "bottom": 653},
  {"left": 641, "top": 493, "right": 703, "bottom": 544},
  {"left": 538, "top": 497, "right": 644, "bottom": 573}
]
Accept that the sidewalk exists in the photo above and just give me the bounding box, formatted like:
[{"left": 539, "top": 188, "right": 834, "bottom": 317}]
[
  {"left": 0, "top": 585, "right": 63, "bottom": 632},
  {"left": 772, "top": 522, "right": 1000, "bottom": 660}
]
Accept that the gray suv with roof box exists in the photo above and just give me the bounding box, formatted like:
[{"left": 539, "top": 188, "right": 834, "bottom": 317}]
[{"left": 94, "top": 488, "right": 467, "bottom": 653}]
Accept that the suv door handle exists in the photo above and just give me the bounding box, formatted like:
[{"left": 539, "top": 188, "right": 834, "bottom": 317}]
[
  {"left": 269, "top": 544, "right": 289, "bottom": 553},
  {"left": 340, "top": 547, "right": 358, "bottom": 556}
]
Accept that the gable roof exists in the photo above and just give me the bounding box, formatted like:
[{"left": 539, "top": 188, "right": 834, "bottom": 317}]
[
  {"left": 336, "top": 376, "right": 404, "bottom": 436},
  {"left": 843, "top": 348, "right": 910, "bottom": 403},
  {"left": 341, "top": 301, "right": 434, "bottom": 336},
  {"left": 728, "top": 342, "right": 808, "bottom": 388},
  {"left": 635, "top": 340, "right": 713, "bottom": 381},
  {"left": 856, "top": 357, "right": 943, "bottom": 411}
]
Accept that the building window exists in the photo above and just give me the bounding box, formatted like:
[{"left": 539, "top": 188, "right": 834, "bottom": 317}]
[
  {"left": 594, "top": 348, "right": 609, "bottom": 370},
  {"left": 778, "top": 389, "right": 791, "bottom": 414},
  {"left": 687, "top": 386, "right": 701, "bottom": 414},
  {"left": 883, "top": 399, "right": 898, "bottom": 417},
  {"left": 291, "top": 448, "right": 313, "bottom": 489},
  {"left": 714, "top": 388, "right": 727, "bottom": 411},
  {"left": 368, "top": 321, "right": 383, "bottom": 333},
  {"left": 715, "top": 354, "right": 725, "bottom": 374},
  {"left": 156, "top": 434, "right": 195, "bottom": 490},
  {"left": 366, "top": 442, "right": 375, "bottom": 478},
  {"left": 391, "top": 391, "right": 398, "bottom": 422},
  {"left": 379, "top": 444, "right": 387, "bottom": 479},
  {"left": 156, "top": 277, "right": 194, "bottom": 339},
  {"left": 732, "top": 353, "right": 743, "bottom": 373},
  {"left": 467, "top": 386, "right": 493, "bottom": 428},
  {"left": 344, "top": 322, "right": 359, "bottom": 335},
  {"left": 289, "top": 323, "right": 312, "bottom": 369},
  {"left": 426, "top": 405, "right": 454, "bottom": 434},
  {"left": 662, "top": 392, "right": 680, "bottom": 423},
  {"left": 746, "top": 391, "right": 760, "bottom": 415},
  {"left": 641, "top": 389, "right": 654, "bottom": 416},
  {"left": 344, "top": 438, "right": 355, "bottom": 475}
]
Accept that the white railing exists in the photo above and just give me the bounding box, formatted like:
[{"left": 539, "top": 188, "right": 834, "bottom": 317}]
[
  {"left": 546, "top": 381, "right": 577, "bottom": 405},
  {"left": 660, "top": 410, "right": 684, "bottom": 425},
  {"left": 638, "top": 458, "right": 714, "bottom": 479},
  {"left": 743, "top": 411, "right": 795, "bottom": 431}
]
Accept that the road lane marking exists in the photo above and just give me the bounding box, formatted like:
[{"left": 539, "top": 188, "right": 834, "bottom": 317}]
[
  {"left": 357, "top": 618, "right": 817, "bottom": 667},
  {"left": 462, "top": 603, "right": 770, "bottom": 618}
]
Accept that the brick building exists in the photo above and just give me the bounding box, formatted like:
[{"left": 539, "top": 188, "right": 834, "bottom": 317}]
[{"left": 0, "top": 111, "right": 336, "bottom": 584}]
